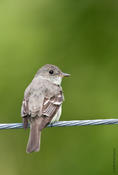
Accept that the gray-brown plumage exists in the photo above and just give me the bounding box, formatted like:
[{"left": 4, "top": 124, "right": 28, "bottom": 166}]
[{"left": 21, "top": 64, "right": 70, "bottom": 153}]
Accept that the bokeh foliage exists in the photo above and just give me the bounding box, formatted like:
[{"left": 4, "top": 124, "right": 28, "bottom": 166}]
[{"left": 0, "top": 0, "right": 118, "bottom": 174}]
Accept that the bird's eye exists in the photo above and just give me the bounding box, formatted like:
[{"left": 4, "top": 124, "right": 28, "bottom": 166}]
[{"left": 49, "top": 70, "right": 54, "bottom": 75}]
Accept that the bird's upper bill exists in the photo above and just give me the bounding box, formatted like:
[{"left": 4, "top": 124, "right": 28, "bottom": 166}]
[{"left": 62, "top": 72, "right": 70, "bottom": 77}]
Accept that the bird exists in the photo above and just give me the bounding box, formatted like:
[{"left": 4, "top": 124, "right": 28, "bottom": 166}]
[{"left": 21, "top": 64, "right": 70, "bottom": 153}]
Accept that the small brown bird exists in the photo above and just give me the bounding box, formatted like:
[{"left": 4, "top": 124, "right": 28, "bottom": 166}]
[{"left": 21, "top": 64, "right": 70, "bottom": 153}]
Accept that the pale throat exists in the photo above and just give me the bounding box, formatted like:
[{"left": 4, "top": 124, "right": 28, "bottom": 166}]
[{"left": 38, "top": 75, "right": 62, "bottom": 85}]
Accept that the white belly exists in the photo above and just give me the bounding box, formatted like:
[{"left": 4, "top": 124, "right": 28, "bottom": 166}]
[{"left": 50, "top": 106, "right": 62, "bottom": 123}]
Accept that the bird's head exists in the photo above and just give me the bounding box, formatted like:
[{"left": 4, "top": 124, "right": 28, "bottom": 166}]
[{"left": 35, "top": 64, "right": 70, "bottom": 85}]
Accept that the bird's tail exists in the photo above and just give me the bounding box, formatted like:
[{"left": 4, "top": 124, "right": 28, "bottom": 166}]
[{"left": 26, "top": 118, "right": 41, "bottom": 153}]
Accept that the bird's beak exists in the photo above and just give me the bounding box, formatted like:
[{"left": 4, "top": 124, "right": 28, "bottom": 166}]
[{"left": 62, "top": 72, "right": 70, "bottom": 77}]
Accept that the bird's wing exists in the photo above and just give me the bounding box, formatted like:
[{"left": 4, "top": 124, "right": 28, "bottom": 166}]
[
  {"left": 42, "top": 91, "right": 63, "bottom": 116},
  {"left": 21, "top": 84, "right": 31, "bottom": 129},
  {"left": 39, "top": 91, "right": 64, "bottom": 130},
  {"left": 21, "top": 98, "right": 29, "bottom": 117}
]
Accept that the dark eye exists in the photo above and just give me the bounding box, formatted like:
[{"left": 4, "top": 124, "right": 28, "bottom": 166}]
[{"left": 49, "top": 70, "right": 54, "bottom": 75}]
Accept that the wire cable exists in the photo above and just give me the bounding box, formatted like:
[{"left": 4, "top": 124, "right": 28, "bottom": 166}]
[{"left": 0, "top": 119, "right": 118, "bottom": 130}]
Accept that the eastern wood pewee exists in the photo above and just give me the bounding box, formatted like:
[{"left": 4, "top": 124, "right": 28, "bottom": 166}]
[{"left": 21, "top": 64, "right": 70, "bottom": 153}]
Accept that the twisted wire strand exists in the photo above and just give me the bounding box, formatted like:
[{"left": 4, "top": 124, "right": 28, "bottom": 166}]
[{"left": 0, "top": 119, "right": 118, "bottom": 130}]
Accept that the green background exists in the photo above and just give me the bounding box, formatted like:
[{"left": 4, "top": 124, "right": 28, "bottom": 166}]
[{"left": 0, "top": 0, "right": 118, "bottom": 174}]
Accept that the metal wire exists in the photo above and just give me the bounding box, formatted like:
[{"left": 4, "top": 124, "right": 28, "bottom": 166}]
[{"left": 0, "top": 119, "right": 118, "bottom": 130}]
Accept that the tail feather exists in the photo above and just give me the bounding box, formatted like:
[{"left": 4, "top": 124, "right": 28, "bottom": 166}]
[{"left": 26, "top": 119, "right": 41, "bottom": 153}]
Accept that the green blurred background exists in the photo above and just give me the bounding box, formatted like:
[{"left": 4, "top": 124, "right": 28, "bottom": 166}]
[{"left": 0, "top": 0, "right": 118, "bottom": 174}]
